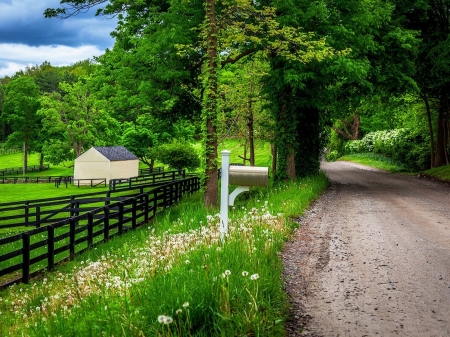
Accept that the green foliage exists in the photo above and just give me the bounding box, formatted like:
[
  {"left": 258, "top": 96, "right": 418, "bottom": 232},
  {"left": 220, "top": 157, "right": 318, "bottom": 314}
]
[
  {"left": 153, "top": 142, "right": 201, "bottom": 172},
  {"left": 2, "top": 76, "right": 41, "bottom": 170},
  {"left": 325, "top": 150, "right": 340, "bottom": 162},
  {"left": 38, "top": 79, "right": 121, "bottom": 164},
  {"left": 343, "top": 129, "right": 430, "bottom": 171}
]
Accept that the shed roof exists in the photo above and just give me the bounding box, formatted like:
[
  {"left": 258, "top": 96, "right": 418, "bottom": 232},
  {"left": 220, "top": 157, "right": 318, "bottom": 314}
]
[{"left": 94, "top": 146, "right": 138, "bottom": 161}]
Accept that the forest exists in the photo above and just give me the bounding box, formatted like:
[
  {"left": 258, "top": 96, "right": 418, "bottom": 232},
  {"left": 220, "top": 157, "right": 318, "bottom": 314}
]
[{"left": 1, "top": 0, "right": 450, "bottom": 207}]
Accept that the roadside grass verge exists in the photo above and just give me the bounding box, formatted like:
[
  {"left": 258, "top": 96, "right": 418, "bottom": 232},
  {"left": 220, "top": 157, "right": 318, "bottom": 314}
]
[
  {"left": 420, "top": 165, "right": 450, "bottom": 182},
  {"left": 0, "top": 172, "right": 328, "bottom": 336},
  {"left": 338, "top": 153, "right": 410, "bottom": 173}
]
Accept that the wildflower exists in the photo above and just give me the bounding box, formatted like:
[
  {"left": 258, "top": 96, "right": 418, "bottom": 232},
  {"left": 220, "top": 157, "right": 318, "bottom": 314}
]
[
  {"left": 242, "top": 271, "right": 249, "bottom": 277},
  {"left": 182, "top": 302, "right": 189, "bottom": 308},
  {"left": 163, "top": 316, "right": 173, "bottom": 324},
  {"left": 185, "top": 260, "right": 190, "bottom": 264},
  {"left": 224, "top": 270, "right": 231, "bottom": 276},
  {"left": 158, "top": 315, "right": 166, "bottom": 323},
  {"left": 250, "top": 274, "right": 259, "bottom": 280},
  {"left": 176, "top": 309, "right": 182, "bottom": 314}
]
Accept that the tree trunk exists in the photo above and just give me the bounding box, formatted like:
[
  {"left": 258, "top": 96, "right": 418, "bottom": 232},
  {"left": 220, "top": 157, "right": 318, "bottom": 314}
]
[
  {"left": 39, "top": 152, "right": 44, "bottom": 170},
  {"left": 286, "top": 145, "right": 296, "bottom": 180},
  {"left": 271, "top": 142, "right": 277, "bottom": 176},
  {"left": 203, "top": 0, "right": 219, "bottom": 208},
  {"left": 248, "top": 61, "right": 255, "bottom": 166},
  {"left": 435, "top": 95, "right": 447, "bottom": 167},
  {"left": 331, "top": 114, "right": 360, "bottom": 140},
  {"left": 23, "top": 140, "right": 28, "bottom": 175},
  {"left": 423, "top": 93, "right": 435, "bottom": 168}
]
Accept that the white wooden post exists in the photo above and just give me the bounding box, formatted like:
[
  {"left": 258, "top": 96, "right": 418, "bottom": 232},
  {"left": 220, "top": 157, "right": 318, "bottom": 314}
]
[{"left": 220, "top": 150, "right": 230, "bottom": 237}]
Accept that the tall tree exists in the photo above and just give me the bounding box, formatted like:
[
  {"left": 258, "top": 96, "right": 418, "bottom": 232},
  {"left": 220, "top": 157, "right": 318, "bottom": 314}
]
[
  {"left": 38, "top": 79, "right": 120, "bottom": 164},
  {"left": 2, "top": 76, "right": 41, "bottom": 172},
  {"left": 394, "top": 0, "right": 450, "bottom": 167}
]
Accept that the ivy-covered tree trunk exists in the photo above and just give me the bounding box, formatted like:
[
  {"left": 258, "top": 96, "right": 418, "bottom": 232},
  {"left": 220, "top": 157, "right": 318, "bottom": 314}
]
[
  {"left": 203, "top": 0, "right": 219, "bottom": 208},
  {"left": 435, "top": 93, "right": 449, "bottom": 167}
]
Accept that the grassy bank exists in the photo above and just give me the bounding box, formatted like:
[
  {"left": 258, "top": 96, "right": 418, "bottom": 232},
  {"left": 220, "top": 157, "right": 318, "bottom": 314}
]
[
  {"left": 337, "top": 153, "right": 409, "bottom": 173},
  {"left": 0, "top": 173, "right": 328, "bottom": 336},
  {"left": 420, "top": 164, "right": 450, "bottom": 182}
]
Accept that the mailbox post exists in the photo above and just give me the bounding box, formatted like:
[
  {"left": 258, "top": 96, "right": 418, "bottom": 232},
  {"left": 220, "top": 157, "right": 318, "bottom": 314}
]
[
  {"left": 220, "top": 150, "right": 230, "bottom": 236},
  {"left": 220, "top": 150, "right": 268, "bottom": 237}
]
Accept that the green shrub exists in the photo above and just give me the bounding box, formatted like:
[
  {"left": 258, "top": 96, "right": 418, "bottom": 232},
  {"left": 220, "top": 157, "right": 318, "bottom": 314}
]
[
  {"left": 343, "top": 140, "right": 364, "bottom": 154},
  {"left": 344, "top": 128, "right": 430, "bottom": 171},
  {"left": 153, "top": 142, "right": 201, "bottom": 172},
  {"left": 325, "top": 150, "right": 341, "bottom": 162}
]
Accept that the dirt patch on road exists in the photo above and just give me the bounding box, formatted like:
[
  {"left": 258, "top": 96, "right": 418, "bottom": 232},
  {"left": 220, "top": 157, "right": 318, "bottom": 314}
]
[{"left": 282, "top": 161, "right": 450, "bottom": 337}]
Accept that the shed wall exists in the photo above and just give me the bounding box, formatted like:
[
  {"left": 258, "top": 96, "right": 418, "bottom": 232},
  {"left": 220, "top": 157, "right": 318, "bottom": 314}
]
[{"left": 110, "top": 160, "right": 139, "bottom": 180}]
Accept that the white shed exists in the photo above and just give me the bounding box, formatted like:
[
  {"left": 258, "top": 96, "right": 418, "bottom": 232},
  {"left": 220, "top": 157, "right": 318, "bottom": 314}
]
[{"left": 74, "top": 146, "right": 139, "bottom": 185}]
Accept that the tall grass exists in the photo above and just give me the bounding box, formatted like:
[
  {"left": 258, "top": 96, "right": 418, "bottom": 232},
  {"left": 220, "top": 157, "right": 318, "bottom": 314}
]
[{"left": 0, "top": 173, "right": 328, "bottom": 336}]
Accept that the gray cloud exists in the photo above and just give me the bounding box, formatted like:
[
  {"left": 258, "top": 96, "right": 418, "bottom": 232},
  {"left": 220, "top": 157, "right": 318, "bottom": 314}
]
[{"left": 0, "top": 0, "right": 117, "bottom": 49}]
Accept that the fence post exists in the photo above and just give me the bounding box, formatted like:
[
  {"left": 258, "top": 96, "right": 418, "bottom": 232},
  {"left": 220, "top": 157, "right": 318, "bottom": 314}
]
[
  {"left": 144, "top": 193, "right": 149, "bottom": 222},
  {"left": 70, "top": 196, "right": 75, "bottom": 217},
  {"left": 36, "top": 206, "right": 41, "bottom": 228},
  {"left": 118, "top": 202, "right": 124, "bottom": 234},
  {"left": 47, "top": 225, "right": 55, "bottom": 271},
  {"left": 153, "top": 190, "right": 157, "bottom": 218},
  {"left": 69, "top": 218, "right": 76, "bottom": 259},
  {"left": 103, "top": 206, "right": 110, "bottom": 241},
  {"left": 24, "top": 201, "right": 29, "bottom": 226},
  {"left": 131, "top": 198, "right": 137, "bottom": 229},
  {"left": 22, "top": 233, "right": 31, "bottom": 284},
  {"left": 105, "top": 191, "right": 111, "bottom": 206},
  {"left": 87, "top": 212, "right": 94, "bottom": 248}
]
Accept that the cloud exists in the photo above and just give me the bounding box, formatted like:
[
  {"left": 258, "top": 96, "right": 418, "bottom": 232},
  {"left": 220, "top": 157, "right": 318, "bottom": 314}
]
[
  {"left": 0, "top": 0, "right": 117, "bottom": 48},
  {"left": 0, "top": 0, "right": 117, "bottom": 76},
  {"left": 0, "top": 44, "right": 105, "bottom": 77}
]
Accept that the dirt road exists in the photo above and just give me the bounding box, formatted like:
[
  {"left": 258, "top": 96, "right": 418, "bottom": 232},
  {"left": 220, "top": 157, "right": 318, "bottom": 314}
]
[{"left": 283, "top": 161, "right": 450, "bottom": 337}]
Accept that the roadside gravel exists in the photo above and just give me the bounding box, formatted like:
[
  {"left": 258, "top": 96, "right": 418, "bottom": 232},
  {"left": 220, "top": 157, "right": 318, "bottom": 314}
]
[{"left": 282, "top": 161, "right": 450, "bottom": 337}]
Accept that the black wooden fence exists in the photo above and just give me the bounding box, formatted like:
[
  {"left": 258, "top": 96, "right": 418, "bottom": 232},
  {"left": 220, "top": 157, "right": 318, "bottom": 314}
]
[
  {"left": 0, "top": 176, "right": 201, "bottom": 288},
  {"left": 0, "top": 164, "right": 50, "bottom": 176},
  {"left": 0, "top": 175, "right": 72, "bottom": 185},
  {"left": 0, "top": 170, "right": 190, "bottom": 229},
  {"left": 109, "top": 170, "right": 185, "bottom": 190}
]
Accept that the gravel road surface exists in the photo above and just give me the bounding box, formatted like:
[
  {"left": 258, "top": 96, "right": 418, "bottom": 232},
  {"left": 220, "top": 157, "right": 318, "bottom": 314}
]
[{"left": 282, "top": 161, "right": 450, "bottom": 337}]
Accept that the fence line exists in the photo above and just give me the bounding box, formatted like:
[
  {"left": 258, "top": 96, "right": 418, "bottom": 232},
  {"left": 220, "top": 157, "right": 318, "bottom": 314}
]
[
  {"left": 0, "top": 164, "right": 50, "bottom": 176},
  {"left": 0, "top": 170, "right": 191, "bottom": 229},
  {"left": 0, "top": 176, "right": 201, "bottom": 288}
]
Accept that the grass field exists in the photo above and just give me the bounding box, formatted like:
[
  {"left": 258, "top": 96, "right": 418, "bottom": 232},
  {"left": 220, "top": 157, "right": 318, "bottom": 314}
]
[{"left": 0, "top": 141, "right": 272, "bottom": 205}]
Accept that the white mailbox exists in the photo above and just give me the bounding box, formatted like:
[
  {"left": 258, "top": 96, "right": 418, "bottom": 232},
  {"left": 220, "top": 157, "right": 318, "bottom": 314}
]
[{"left": 220, "top": 150, "right": 269, "bottom": 237}]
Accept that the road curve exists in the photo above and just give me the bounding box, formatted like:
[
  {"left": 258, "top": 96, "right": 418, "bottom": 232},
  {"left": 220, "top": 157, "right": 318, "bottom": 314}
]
[{"left": 283, "top": 161, "right": 450, "bottom": 337}]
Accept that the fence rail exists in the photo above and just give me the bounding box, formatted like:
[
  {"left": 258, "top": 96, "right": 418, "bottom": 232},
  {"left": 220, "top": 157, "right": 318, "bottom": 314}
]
[
  {"left": 109, "top": 170, "right": 185, "bottom": 190},
  {"left": 0, "top": 176, "right": 201, "bottom": 288},
  {"left": 0, "top": 148, "right": 21, "bottom": 155},
  {"left": 0, "top": 175, "right": 72, "bottom": 185},
  {"left": 139, "top": 167, "right": 164, "bottom": 175},
  {"left": 0, "top": 164, "right": 50, "bottom": 176}
]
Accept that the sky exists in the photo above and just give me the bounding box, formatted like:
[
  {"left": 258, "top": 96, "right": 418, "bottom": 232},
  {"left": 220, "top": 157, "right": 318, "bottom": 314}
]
[{"left": 0, "top": 0, "right": 118, "bottom": 77}]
